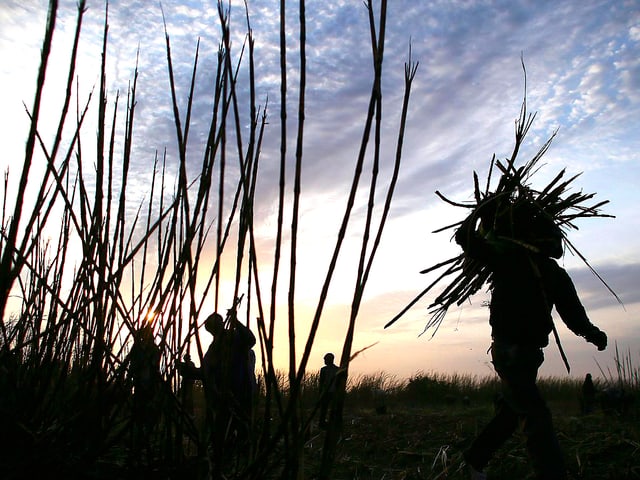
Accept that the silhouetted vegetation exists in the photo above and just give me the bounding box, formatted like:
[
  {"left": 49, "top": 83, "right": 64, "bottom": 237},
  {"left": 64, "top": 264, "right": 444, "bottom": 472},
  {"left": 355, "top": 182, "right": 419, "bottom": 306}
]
[
  {"left": 0, "top": 0, "right": 417, "bottom": 478},
  {"left": 302, "top": 365, "right": 640, "bottom": 479}
]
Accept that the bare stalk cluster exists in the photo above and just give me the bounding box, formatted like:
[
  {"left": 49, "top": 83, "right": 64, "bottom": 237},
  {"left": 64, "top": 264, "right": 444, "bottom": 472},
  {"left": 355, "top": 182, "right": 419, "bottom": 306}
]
[{"left": 0, "top": 0, "right": 417, "bottom": 478}]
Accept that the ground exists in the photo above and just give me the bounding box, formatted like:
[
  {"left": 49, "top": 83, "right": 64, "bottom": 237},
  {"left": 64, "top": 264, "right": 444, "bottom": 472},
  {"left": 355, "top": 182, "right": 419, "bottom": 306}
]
[{"left": 303, "top": 402, "right": 640, "bottom": 479}]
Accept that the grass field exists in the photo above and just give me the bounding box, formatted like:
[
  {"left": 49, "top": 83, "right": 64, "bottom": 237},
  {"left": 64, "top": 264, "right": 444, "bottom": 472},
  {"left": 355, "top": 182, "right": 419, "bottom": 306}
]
[
  {"left": 303, "top": 372, "right": 640, "bottom": 479},
  {"left": 304, "top": 403, "right": 640, "bottom": 479},
  {"left": 155, "top": 370, "right": 639, "bottom": 479},
  {"left": 2, "top": 353, "right": 639, "bottom": 478}
]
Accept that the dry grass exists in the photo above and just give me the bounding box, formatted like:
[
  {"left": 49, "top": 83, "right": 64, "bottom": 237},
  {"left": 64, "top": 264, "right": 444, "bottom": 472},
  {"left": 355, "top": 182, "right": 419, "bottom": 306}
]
[
  {"left": 302, "top": 372, "right": 640, "bottom": 479},
  {"left": 304, "top": 402, "right": 640, "bottom": 480}
]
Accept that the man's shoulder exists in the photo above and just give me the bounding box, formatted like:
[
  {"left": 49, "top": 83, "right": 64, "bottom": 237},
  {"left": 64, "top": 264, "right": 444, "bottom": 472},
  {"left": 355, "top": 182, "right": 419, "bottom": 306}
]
[{"left": 536, "top": 255, "right": 567, "bottom": 278}]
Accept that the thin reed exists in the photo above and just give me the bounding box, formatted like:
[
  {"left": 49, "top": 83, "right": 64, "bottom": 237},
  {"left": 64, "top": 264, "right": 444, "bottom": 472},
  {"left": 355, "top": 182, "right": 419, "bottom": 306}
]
[{"left": 597, "top": 343, "right": 640, "bottom": 390}]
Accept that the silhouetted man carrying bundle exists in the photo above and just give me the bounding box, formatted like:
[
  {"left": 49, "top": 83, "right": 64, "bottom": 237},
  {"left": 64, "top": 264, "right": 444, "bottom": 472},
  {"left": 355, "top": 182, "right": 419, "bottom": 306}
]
[
  {"left": 383, "top": 99, "right": 617, "bottom": 479},
  {"left": 456, "top": 198, "right": 607, "bottom": 480}
]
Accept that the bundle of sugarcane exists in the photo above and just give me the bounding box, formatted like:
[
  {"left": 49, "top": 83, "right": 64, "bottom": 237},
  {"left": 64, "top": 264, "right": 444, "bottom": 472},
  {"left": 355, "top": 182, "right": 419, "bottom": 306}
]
[{"left": 385, "top": 97, "right": 617, "bottom": 336}]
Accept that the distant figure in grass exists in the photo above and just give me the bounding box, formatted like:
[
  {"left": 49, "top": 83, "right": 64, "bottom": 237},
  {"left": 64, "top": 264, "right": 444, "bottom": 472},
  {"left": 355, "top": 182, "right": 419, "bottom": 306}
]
[
  {"left": 318, "top": 352, "right": 339, "bottom": 429},
  {"left": 580, "top": 373, "right": 597, "bottom": 415},
  {"left": 126, "top": 324, "right": 163, "bottom": 461},
  {"left": 456, "top": 199, "right": 608, "bottom": 480},
  {"left": 179, "top": 353, "right": 197, "bottom": 417}
]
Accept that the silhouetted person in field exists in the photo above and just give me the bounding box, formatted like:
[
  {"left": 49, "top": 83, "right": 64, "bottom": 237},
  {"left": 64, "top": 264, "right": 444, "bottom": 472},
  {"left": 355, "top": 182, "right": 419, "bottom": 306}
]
[
  {"left": 183, "top": 309, "right": 257, "bottom": 461},
  {"left": 318, "top": 352, "right": 339, "bottom": 429},
  {"left": 126, "top": 324, "right": 163, "bottom": 461},
  {"left": 456, "top": 200, "right": 607, "bottom": 480},
  {"left": 580, "top": 373, "right": 597, "bottom": 415},
  {"left": 179, "top": 353, "right": 197, "bottom": 417}
]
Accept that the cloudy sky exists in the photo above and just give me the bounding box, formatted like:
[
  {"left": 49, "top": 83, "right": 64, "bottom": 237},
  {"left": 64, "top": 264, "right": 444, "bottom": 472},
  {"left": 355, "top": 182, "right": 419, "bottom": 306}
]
[{"left": 1, "top": 0, "right": 639, "bottom": 381}]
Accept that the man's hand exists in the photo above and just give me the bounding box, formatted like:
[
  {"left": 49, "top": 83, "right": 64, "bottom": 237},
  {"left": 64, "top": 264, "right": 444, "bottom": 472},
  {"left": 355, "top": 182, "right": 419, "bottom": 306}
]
[{"left": 585, "top": 327, "right": 607, "bottom": 351}]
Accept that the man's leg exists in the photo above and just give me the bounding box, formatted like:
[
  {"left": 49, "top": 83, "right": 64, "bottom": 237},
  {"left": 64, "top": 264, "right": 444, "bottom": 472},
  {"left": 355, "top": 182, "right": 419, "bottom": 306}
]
[
  {"left": 464, "top": 395, "right": 519, "bottom": 471},
  {"left": 497, "top": 345, "right": 567, "bottom": 480}
]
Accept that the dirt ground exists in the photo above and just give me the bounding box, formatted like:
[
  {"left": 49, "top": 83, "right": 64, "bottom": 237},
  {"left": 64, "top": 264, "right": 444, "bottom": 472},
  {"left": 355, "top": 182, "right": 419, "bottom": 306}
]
[{"left": 303, "top": 403, "right": 640, "bottom": 479}]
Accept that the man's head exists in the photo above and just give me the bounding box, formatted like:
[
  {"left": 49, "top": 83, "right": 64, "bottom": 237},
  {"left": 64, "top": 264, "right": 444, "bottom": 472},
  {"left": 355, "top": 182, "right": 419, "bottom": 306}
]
[
  {"left": 324, "top": 353, "right": 335, "bottom": 365},
  {"left": 204, "top": 313, "right": 225, "bottom": 335}
]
